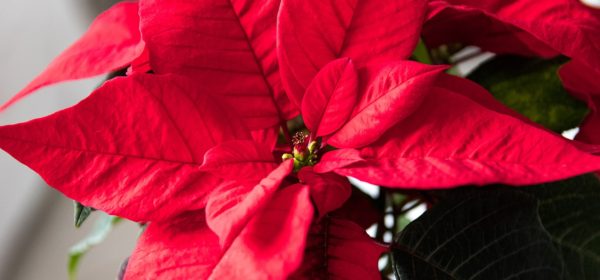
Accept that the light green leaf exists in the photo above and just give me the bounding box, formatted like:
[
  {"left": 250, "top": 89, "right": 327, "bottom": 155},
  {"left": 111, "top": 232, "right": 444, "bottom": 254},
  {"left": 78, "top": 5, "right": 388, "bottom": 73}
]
[
  {"left": 468, "top": 55, "right": 588, "bottom": 133},
  {"left": 68, "top": 213, "right": 122, "bottom": 280}
]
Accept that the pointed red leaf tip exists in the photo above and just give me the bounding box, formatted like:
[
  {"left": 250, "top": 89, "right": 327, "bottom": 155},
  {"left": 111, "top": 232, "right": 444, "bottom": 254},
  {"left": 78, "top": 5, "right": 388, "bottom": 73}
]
[
  {"left": 290, "top": 218, "right": 386, "bottom": 280},
  {"left": 302, "top": 58, "right": 358, "bottom": 138},
  {"left": 206, "top": 160, "right": 293, "bottom": 247},
  {"left": 314, "top": 73, "right": 552, "bottom": 170},
  {"left": 424, "top": 0, "right": 600, "bottom": 72},
  {"left": 139, "top": 0, "right": 298, "bottom": 127},
  {"left": 277, "top": 0, "right": 427, "bottom": 106},
  {"left": 328, "top": 62, "right": 447, "bottom": 148},
  {"left": 316, "top": 74, "right": 600, "bottom": 188},
  {"left": 0, "top": 74, "right": 252, "bottom": 222},
  {"left": 1, "top": 2, "right": 144, "bottom": 111},
  {"left": 560, "top": 60, "right": 600, "bottom": 145},
  {"left": 298, "top": 166, "right": 351, "bottom": 218},
  {"left": 126, "top": 185, "right": 313, "bottom": 279}
]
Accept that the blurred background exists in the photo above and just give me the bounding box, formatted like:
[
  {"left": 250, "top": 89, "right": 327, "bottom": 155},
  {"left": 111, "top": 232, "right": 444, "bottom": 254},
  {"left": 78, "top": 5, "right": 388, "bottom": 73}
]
[{"left": 0, "top": 1, "right": 139, "bottom": 279}]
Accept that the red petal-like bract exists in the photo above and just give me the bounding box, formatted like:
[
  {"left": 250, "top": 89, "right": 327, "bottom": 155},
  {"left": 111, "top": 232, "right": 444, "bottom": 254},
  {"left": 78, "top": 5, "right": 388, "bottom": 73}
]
[
  {"left": 302, "top": 58, "right": 358, "bottom": 138},
  {"left": 128, "top": 46, "right": 152, "bottom": 74},
  {"left": 210, "top": 184, "right": 313, "bottom": 279},
  {"left": 1, "top": 2, "right": 143, "bottom": 110},
  {"left": 425, "top": 0, "right": 600, "bottom": 72},
  {"left": 206, "top": 160, "right": 292, "bottom": 247},
  {"left": 291, "top": 218, "right": 386, "bottom": 279},
  {"left": 126, "top": 183, "right": 313, "bottom": 279},
  {"left": 328, "top": 62, "right": 446, "bottom": 148},
  {"left": 298, "top": 166, "right": 351, "bottom": 218},
  {"left": 201, "top": 140, "right": 278, "bottom": 181},
  {"left": 424, "top": 2, "right": 557, "bottom": 58},
  {"left": 0, "top": 74, "right": 250, "bottom": 222},
  {"left": 139, "top": 0, "right": 297, "bottom": 127},
  {"left": 277, "top": 0, "right": 427, "bottom": 105},
  {"left": 560, "top": 60, "right": 600, "bottom": 145},
  {"left": 333, "top": 187, "right": 382, "bottom": 230},
  {"left": 124, "top": 211, "right": 222, "bottom": 279},
  {"left": 437, "top": 74, "right": 541, "bottom": 127},
  {"left": 251, "top": 126, "right": 280, "bottom": 151},
  {"left": 316, "top": 74, "right": 600, "bottom": 188}
]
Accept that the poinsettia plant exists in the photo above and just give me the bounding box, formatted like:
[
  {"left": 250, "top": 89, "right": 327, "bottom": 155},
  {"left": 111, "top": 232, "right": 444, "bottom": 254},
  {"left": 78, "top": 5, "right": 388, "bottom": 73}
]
[{"left": 2, "top": 0, "right": 600, "bottom": 279}]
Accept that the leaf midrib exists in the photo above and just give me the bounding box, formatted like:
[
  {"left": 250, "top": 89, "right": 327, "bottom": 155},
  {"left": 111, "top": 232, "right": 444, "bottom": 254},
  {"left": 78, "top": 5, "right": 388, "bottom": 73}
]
[
  {"left": 0, "top": 134, "right": 201, "bottom": 166},
  {"left": 224, "top": 0, "right": 284, "bottom": 121},
  {"left": 392, "top": 242, "right": 459, "bottom": 280}
]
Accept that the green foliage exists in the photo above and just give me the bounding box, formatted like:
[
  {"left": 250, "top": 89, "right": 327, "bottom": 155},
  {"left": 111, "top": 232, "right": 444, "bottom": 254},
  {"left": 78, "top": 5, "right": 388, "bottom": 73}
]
[
  {"left": 68, "top": 213, "right": 122, "bottom": 280},
  {"left": 468, "top": 56, "right": 588, "bottom": 133},
  {"left": 73, "top": 201, "right": 94, "bottom": 228},
  {"left": 392, "top": 174, "right": 600, "bottom": 279},
  {"left": 523, "top": 175, "right": 600, "bottom": 279},
  {"left": 392, "top": 189, "right": 563, "bottom": 279},
  {"left": 412, "top": 39, "right": 432, "bottom": 65}
]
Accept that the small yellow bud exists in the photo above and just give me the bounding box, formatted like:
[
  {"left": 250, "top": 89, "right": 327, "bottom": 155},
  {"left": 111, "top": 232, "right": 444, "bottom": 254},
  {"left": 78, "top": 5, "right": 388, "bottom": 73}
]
[{"left": 308, "top": 141, "right": 318, "bottom": 154}]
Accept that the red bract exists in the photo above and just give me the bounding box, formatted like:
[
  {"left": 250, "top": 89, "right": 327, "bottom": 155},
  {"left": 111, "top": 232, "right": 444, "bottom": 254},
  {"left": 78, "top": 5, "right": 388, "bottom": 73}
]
[
  {"left": 277, "top": 0, "right": 427, "bottom": 105},
  {"left": 290, "top": 218, "right": 386, "bottom": 279},
  {"left": 303, "top": 60, "right": 600, "bottom": 188},
  {"left": 301, "top": 58, "right": 359, "bottom": 138},
  {"left": 3, "top": 0, "right": 600, "bottom": 279},
  {"left": 559, "top": 61, "right": 600, "bottom": 145},
  {"left": 298, "top": 167, "right": 352, "bottom": 218},
  {"left": 0, "top": 73, "right": 318, "bottom": 278},
  {"left": 326, "top": 61, "right": 446, "bottom": 148},
  {"left": 423, "top": 1, "right": 600, "bottom": 145},
  {"left": 0, "top": 2, "right": 143, "bottom": 110},
  {"left": 275, "top": 0, "right": 600, "bottom": 188},
  {"left": 126, "top": 184, "right": 313, "bottom": 279},
  {"left": 424, "top": 0, "right": 600, "bottom": 72},
  {"left": 204, "top": 155, "right": 291, "bottom": 247},
  {"left": 139, "top": 0, "right": 297, "bottom": 127},
  {"left": 0, "top": 74, "right": 251, "bottom": 221}
]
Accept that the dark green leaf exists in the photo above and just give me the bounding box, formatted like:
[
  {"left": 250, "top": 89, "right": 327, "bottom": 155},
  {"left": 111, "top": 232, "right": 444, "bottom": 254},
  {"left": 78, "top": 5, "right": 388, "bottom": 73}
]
[
  {"left": 73, "top": 201, "right": 94, "bottom": 228},
  {"left": 468, "top": 55, "right": 588, "bottom": 133},
  {"left": 412, "top": 39, "right": 432, "bottom": 65},
  {"left": 392, "top": 189, "right": 564, "bottom": 279},
  {"left": 68, "top": 213, "right": 122, "bottom": 280},
  {"left": 393, "top": 175, "right": 600, "bottom": 279},
  {"left": 522, "top": 175, "right": 600, "bottom": 279}
]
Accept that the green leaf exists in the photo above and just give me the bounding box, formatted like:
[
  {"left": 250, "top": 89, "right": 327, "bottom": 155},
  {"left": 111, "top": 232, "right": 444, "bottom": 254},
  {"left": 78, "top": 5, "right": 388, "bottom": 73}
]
[
  {"left": 73, "top": 201, "right": 94, "bottom": 228},
  {"left": 412, "top": 39, "right": 432, "bottom": 65},
  {"left": 392, "top": 189, "right": 564, "bottom": 279},
  {"left": 522, "top": 175, "right": 600, "bottom": 279},
  {"left": 468, "top": 55, "right": 588, "bottom": 133},
  {"left": 68, "top": 213, "right": 122, "bottom": 280},
  {"left": 392, "top": 175, "right": 600, "bottom": 279}
]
